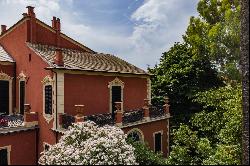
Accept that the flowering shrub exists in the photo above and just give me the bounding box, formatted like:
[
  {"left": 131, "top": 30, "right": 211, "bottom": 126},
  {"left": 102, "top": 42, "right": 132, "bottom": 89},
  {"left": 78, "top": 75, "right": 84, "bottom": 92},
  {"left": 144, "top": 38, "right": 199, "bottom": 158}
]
[{"left": 39, "top": 121, "right": 137, "bottom": 165}]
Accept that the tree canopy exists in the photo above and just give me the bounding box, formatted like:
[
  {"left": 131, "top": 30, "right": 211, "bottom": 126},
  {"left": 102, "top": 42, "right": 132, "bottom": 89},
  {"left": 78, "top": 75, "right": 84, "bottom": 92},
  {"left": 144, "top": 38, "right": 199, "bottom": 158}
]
[
  {"left": 166, "top": 84, "right": 242, "bottom": 165},
  {"left": 149, "top": 0, "right": 242, "bottom": 165}
]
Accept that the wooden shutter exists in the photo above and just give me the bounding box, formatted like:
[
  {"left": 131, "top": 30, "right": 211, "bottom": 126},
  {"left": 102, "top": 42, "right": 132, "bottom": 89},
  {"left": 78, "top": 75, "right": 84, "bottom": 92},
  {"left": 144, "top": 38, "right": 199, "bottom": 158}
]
[
  {"left": 45, "top": 85, "right": 52, "bottom": 115},
  {"left": 111, "top": 86, "right": 121, "bottom": 119},
  {"left": 154, "top": 132, "right": 162, "bottom": 153},
  {"left": 19, "top": 81, "right": 25, "bottom": 115},
  {"left": 0, "top": 148, "right": 8, "bottom": 165},
  {"left": 0, "top": 81, "right": 9, "bottom": 115}
]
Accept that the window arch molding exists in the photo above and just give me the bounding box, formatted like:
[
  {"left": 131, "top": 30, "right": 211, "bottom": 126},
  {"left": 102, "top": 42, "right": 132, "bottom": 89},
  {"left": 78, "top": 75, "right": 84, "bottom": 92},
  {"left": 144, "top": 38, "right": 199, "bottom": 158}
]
[
  {"left": 0, "top": 71, "right": 13, "bottom": 114},
  {"left": 108, "top": 77, "right": 124, "bottom": 113},
  {"left": 41, "top": 75, "right": 54, "bottom": 123},
  {"left": 127, "top": 128, "right": 144, "bottom": 142}
]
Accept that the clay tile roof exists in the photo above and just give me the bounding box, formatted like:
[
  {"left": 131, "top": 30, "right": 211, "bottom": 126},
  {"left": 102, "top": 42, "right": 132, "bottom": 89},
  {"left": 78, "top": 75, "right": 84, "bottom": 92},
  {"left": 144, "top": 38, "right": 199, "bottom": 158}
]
[
  {"left": 0, "top": 45, "right": 15, "bottom": 62},
  {"left": 27, "top": 43, "right": 149, "bottom": 75}
]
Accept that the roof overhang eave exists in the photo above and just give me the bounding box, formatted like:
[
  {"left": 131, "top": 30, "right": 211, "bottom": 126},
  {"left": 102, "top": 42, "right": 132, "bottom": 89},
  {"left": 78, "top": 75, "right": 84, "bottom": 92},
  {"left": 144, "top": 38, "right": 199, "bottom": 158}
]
[{"left": 44, "top": 67, "right": 153, "bottom": 77}]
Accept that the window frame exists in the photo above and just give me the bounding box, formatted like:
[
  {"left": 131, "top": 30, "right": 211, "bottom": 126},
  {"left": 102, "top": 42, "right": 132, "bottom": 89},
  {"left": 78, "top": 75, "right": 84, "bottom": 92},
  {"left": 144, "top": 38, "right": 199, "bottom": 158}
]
[
  {"left": 42, "top": 76, "right": 54, "bottom": 123},
  {"left": 43, "top": 142, "right": 51, "bottom": 152},
  {"left": 108, "top": 77, "right": 124, "bottom": 114},
  {"left": 0, "top": 145, "right": 11, "bottom": 165},
  {"left": 19, "top": 80, "right": 26, "bottom": 115},
  {"left": 0, "top": 72, "right": 13, "bottom": 115},
  {"left": 153, "top": 130, "right": 163, "bottom": 153},
  {"left": 127, "top": 128, "right": 144, "bottom": 142},
  {"left": 17, "top": 71, "right": 27, "bottom": 115},
  {"left": 44, "top": 85, "right": 53, "bottom": 115}
]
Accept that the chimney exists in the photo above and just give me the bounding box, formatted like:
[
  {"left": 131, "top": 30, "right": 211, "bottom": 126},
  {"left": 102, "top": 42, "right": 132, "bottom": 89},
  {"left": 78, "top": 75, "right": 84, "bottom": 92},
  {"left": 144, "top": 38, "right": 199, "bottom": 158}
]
[
  {"left": 52, "top": 16, "right": 57, "bottom": 29},
  {"left": 56, "top": 18, "right": 61, "bottom": 32},
  {"left": 26, "top": 6, "right": 36, "bottom": 43},
  {"left": 54, "top": 49, "right": 64, "bottom": 66},
  {"left": 26, "top": 6, "right": 36, "bottom": 17},
  {"left": 1, "top": 25, "right": 7, "bottom": 35},
  {"left": 51, "top": 17, "right": 61, "bottom": 31},
  {"left": 22, "top": 13, "right": 28, "bottom": 18}
]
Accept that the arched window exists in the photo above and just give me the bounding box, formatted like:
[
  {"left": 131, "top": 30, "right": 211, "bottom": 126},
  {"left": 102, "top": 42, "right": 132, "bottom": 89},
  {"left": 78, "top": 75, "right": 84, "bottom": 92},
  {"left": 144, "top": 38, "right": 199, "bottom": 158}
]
[{"left": 127, "top": 128, "right": 144, "bottom": 142}]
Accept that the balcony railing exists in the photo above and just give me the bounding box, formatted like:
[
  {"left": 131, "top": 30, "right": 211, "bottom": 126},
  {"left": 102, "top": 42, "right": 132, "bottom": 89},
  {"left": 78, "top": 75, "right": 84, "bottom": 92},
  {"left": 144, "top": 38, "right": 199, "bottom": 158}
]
[
  {"left": 59, "top": 98, "right": 170, "bottom": 129},
  {"left": 84, "top": 113, "right": 114, "bottom": 126},
  {"left": 122, "top": 109, "right": 144, "bottom": 125},
  {"left": 61, "top": 114, "right": 75, "bottom": 129},
  {"left": 0, "top": 114, "right": 24, "bottom": 128},
  {"left": 149, "top": 106, "right": 165, "bottom": 118}
]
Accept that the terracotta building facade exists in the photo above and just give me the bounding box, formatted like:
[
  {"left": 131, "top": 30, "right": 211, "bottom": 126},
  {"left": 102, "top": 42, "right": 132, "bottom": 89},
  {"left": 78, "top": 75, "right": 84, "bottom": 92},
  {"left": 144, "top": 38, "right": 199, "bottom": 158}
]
[{"left": 0, "top": 6, "right": 170, "bottom": 165}]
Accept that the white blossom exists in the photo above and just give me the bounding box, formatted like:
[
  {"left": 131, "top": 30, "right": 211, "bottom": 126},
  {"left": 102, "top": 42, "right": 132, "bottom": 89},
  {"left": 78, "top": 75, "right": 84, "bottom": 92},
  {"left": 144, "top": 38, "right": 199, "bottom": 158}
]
[{"left": 39, "top": 121, "right": 138, "bottom": 165}]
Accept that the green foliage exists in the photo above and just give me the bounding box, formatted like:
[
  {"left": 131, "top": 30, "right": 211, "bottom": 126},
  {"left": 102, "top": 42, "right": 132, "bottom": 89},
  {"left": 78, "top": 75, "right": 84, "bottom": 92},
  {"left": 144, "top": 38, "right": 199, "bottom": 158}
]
[
  {"left": 184, "top": 0, "right": 241, "bottom": 81},
  {"left": 148, "top": 0, "right": 241, "bottom": 164},
  {"left": 166, "top": 125, "right": 213, "bottom": 165},
  {"left": 192, "top": 84, "right": 242, "bottom": 145},
  {"left": 166, "top": 84, "right": 242, "bottom": 165},
  {"left": 127, "top": 139, "right": 166, "bottom": 165},
  {"left": 149, "top": 42, "right": 222, "bottom": 126},
  {"left": 203, "top": 144, "right": 241, "bottom": 165}
]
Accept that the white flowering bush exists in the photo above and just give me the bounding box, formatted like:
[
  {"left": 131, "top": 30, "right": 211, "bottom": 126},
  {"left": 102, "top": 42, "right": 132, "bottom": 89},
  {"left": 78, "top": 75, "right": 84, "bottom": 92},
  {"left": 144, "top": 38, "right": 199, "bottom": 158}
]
[{"left": 39, "top": 121, "right": 137, "bottom": 165}]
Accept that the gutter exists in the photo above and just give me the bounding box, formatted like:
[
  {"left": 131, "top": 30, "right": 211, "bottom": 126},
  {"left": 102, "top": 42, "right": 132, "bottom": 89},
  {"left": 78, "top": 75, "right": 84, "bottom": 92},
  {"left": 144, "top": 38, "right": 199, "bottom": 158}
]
[{"left": 44, "top": 67, "right": 153, "bottom": 77}]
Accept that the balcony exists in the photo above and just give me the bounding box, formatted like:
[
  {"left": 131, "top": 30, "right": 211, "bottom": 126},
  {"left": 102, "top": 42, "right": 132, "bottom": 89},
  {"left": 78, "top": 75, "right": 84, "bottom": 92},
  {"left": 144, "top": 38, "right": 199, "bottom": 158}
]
[
  {"left": 59, "top": 98, "right": 170, "bottom": 130},
  {"left": 0, "top": 114, "right": 24, "bottom": 129},
  {"left": 0, "top": 104, "right": 38, "bottom": 134}
]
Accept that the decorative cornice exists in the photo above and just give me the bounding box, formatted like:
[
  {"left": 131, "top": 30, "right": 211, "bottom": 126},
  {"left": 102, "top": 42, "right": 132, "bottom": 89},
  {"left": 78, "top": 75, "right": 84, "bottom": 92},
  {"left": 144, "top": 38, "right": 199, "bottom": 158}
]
[
  {"left": 108, "top": 77, "right": 125, "bottom": 88},
  {"left": 41, "top": 75, "right": 54, "bottom": 85},
  {"left": 17, "top": 71, "right": 27, "bottom": 81},
  {"left": 0, "top": 71, "right": 13, "bottom": 81}
]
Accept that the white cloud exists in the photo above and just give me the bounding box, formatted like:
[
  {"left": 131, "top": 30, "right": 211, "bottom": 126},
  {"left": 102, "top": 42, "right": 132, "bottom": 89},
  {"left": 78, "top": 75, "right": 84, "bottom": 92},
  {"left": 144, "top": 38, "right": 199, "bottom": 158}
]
[
  {"left": 126, "top": 0, "right": 199, "bottom": 68},
  {"left": 0, "top": 0, "right": 198, "bottom": 70}
]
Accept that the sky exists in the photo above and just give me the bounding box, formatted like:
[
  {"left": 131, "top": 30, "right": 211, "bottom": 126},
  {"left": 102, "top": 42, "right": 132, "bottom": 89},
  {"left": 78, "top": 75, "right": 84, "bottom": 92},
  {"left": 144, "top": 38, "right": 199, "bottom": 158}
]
[{"left": 0, "top": 0, "right": 199, "bottom": 70}]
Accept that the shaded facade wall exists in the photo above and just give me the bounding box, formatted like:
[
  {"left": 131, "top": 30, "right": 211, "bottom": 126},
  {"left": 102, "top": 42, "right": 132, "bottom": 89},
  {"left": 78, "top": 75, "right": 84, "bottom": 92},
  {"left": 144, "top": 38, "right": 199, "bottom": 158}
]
[
  {"left": 123, "top": 119, "right": 169, "bottom": 157},
  {"left": 64, "top": 74, "right": 148, "bottom": 116},
  {"left": 0, "top": 130, "right": 37, "bottom": 165},
  {"left": 0, "top": 19, "right": 57, "bottom": 158},
  {"left": 0, "top": 64, "right": 15, "bottom": 77}
]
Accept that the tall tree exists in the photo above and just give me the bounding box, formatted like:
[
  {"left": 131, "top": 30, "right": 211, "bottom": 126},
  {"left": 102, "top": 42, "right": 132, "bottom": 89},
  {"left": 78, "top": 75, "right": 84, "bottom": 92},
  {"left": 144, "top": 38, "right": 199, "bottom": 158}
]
[
  {"left": 166, "top": 84, "right": 242, "bottom": 165},
  {"left": 240, "top": 0, "right": 249, "bottom": 165},
  {"left": 184, "top": 0, "right": 241, "bottom": 81},
  {"left": 149, "top": 43, "right": 222, "bottom": 127}
]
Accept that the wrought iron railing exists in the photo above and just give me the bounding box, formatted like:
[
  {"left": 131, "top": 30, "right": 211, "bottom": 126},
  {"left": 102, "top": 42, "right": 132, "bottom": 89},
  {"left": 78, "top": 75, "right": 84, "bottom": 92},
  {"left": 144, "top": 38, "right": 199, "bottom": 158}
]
[
  {"left": 0, "top": 114, "right": 24, "bottom": 128},
  {"left": 149, "top": 106, "right": 165, "bottom": 118},
  {"left": 122, "top": 108, "right": 144, "bottom": 125},
  {"left": 60, "top": 105, "right": 167, "bottom": 129},
  {"left": 84, "top": 113, "right": 115, "bottom": 126},
  {"left": 61, "top": 114, "right": 75, "bottom": 129}
]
